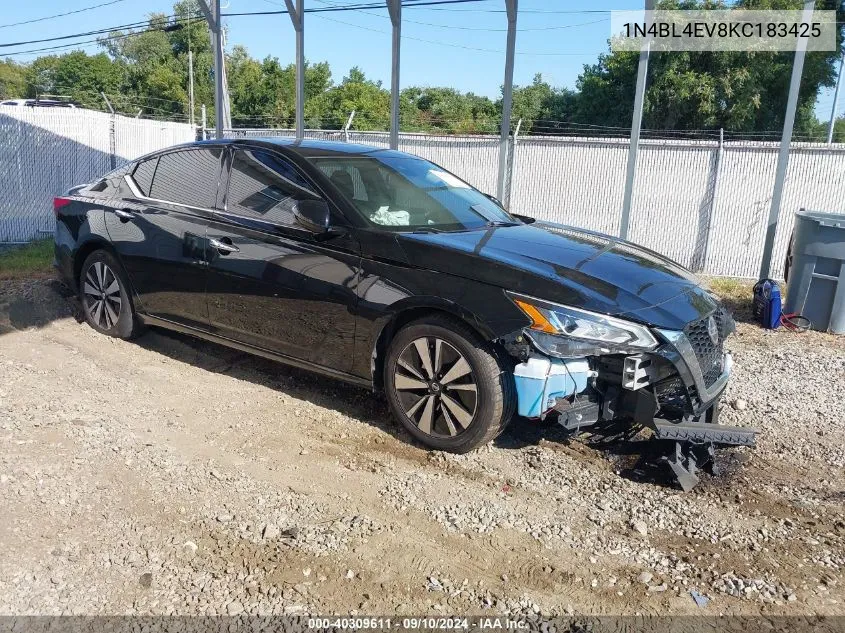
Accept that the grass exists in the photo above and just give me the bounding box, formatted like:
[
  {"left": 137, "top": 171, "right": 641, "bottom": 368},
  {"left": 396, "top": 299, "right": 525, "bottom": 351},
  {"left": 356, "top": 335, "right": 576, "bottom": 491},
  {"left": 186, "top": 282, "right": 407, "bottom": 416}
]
[
  {"left": 705, "top": 276, "right": 755, "bottom": 322},
  {"left": 0, "top": 240, "right": 54, "bottom": 280}
]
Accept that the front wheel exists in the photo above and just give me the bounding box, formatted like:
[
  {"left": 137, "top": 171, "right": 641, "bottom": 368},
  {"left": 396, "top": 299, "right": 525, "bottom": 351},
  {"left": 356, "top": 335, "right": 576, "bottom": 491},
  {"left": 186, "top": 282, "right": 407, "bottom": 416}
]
[
  {"left": 384, "top": 315, "right": 516, "bottom": 453},
  {"left": 79, "top": 249, "right": 141, "bottom": 339}
]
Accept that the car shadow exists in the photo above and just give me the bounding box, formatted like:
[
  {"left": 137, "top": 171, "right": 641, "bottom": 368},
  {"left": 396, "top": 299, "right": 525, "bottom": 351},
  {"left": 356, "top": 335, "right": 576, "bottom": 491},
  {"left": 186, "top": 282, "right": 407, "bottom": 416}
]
[
  {"left": 131, "top": 325, "right": 690, "bottom": 490},
  {"left": 29, "top": 281, "right": 691, "bottom": 491}
]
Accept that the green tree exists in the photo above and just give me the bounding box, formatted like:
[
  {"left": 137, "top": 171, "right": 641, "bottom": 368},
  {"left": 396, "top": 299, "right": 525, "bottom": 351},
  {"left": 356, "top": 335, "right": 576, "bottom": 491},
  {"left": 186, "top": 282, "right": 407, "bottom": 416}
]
[
  {"left": 311, "top": 67, "right": 390, "bottom": 130},
  {"left": 402, "top": 86, "right": 497, "bottom": 133},
  {"left": 101, "top": 1, "right": 212, "bottom": 120},
  {"left": 24, "top": 51, "right": 124, "bottom": 108},
  {"left": 574, "top": 0, "right": 845, "bottom": 136},
  {"left": 0, "top": 58, "right": 27, "bottom": 99},
  {"left": 499, "top": 73, "right": 578, "bottom": 134}
]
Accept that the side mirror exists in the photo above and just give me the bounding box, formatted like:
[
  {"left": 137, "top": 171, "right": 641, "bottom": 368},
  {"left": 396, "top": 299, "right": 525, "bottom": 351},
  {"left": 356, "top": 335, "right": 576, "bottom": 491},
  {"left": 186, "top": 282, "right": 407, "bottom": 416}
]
[{"left": 294, "top": 199, "right": 331, "bottom": 234}]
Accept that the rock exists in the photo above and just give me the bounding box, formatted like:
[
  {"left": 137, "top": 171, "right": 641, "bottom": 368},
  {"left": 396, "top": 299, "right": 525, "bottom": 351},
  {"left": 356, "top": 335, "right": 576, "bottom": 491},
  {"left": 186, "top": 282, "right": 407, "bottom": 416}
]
[
  {"left": 226, "top": 601, "right": 244, "bottom": 615},
  {"left": 631, "top": 520, "right": 648, "bottom": 537},
  {"left": 262, "top": 523, "right": 280, "bottom": 540},
  {"left": 139, "top": 572, "right": 152, "bottom": 588},
  {"left": 649, "top": 583, "right": 668, "bottom": 592},
  {"left": 787, "top": 593, "right": 798, "bottom": 602},
  {"left": 732, "top": 398, "right": 748, "bottom": 411},
  {"left": 216, "top": 514, "right": 232, "bottom": 523},
  {"left": 182, "top": 541, "right": 198, "bottom": 555},
  {"left": 345, "top": 569, "right": 355, "bottom": 579},
  {"left": 637, "top": 572, "right": 654, "bottom": 584}
]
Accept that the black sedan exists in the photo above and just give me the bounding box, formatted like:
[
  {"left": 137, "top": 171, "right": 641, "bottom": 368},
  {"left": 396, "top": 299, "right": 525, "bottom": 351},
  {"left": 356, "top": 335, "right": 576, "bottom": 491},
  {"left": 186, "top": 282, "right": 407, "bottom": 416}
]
[{"left": 54, "top": 138, "right": 752, "bottom": 489}]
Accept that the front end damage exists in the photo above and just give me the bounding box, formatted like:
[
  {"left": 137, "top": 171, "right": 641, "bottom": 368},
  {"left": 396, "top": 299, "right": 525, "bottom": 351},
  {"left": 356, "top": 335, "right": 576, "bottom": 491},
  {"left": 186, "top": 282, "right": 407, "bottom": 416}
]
[{"left": 503, "top": 299, "right": 757, "bottom": 491}]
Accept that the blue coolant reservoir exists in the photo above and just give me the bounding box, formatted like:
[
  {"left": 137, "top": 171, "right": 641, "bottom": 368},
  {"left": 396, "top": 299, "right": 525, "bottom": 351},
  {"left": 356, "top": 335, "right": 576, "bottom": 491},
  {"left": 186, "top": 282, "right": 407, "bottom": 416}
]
[{"left": 512, "top": 354, "right": 591, "bottom": 418}]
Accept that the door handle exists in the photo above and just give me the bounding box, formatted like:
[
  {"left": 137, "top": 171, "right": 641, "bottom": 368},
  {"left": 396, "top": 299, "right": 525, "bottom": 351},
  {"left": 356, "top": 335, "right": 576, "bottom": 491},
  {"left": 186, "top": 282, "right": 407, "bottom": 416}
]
[
  {"left": 114, "top": 209, "right": 135, "bottom": 222},
  {"left": 209, "top": 237, "right": 240, "bottom": 254}
]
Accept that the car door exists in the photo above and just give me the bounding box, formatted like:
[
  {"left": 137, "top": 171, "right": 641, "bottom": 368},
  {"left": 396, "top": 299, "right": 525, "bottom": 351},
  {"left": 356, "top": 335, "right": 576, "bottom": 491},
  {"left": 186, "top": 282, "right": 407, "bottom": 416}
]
[
  {"left": 204, "top": 146, "right": 361, "bottom": 373},
  {"left": 104, "top": 147, "right": 223, "bottom": 329}
]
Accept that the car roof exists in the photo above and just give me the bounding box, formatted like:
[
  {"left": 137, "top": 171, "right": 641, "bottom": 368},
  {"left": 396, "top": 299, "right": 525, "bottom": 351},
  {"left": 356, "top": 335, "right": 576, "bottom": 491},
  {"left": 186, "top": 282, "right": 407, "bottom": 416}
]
[{"left": 192, "top": 137, "right": 406, "bottom": 159}]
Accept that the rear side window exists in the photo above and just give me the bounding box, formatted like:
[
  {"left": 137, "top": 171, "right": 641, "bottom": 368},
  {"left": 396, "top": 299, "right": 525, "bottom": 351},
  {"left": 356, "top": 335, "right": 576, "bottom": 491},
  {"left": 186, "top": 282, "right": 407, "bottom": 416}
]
[
  {"left": 132, "top": 158, "right": 158, "bottom": 196},
  {"left": 226, "top": 149, "right": 318, "bottom": 226},
  {"left": 149, "top": 148, "right": 222, "bottom": 208}
]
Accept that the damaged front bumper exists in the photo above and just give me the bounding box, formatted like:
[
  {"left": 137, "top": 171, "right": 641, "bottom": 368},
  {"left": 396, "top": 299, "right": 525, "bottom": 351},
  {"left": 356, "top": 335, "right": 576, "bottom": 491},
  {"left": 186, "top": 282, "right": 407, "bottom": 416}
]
[
  {"left": 509, "top": 314, "right": 757, "bottom": 491},
  {"left": 654, "top": 328, "right": 733, "bottom": 413}
]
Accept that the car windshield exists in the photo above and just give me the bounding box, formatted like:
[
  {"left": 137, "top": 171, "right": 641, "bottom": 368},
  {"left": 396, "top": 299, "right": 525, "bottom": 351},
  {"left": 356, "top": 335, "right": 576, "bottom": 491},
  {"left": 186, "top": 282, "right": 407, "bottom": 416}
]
[{"left": 308, "top": 153, "right": 518, "bottom": 232}]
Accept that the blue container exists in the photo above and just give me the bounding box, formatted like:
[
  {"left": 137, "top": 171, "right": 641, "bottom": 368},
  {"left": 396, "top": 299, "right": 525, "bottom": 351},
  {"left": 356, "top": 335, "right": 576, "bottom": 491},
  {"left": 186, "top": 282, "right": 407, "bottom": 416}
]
[
  {"left": 753, "top": 279, "right": 782, "bottom": 329},
  {"left": 513, "top": 355, "right": 590, "bottom": 418}
]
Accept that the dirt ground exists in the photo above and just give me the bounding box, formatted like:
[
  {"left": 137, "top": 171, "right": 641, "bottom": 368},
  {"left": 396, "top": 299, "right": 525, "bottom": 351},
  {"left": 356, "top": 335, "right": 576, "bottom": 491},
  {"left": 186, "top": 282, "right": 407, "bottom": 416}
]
[{"left": 0, "top": 275, "right": 843, "bottom": 617}]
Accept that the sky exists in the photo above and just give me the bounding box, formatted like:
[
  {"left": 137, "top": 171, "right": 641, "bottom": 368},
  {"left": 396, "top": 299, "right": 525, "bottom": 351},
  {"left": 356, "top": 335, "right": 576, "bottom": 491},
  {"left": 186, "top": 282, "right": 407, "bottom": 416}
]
[{"left": 1, "top": 0, "right": 840, "bottom": 121}]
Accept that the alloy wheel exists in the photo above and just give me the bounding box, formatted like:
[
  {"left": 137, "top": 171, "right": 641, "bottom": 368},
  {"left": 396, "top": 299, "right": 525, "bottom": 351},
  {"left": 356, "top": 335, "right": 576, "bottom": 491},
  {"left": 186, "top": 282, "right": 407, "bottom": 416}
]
[
  {"left": 83, "top": 261, "right": 122, "bottom": 330},
  {"left": 393, "top": 336, "right": 478, "bottom": 438}
]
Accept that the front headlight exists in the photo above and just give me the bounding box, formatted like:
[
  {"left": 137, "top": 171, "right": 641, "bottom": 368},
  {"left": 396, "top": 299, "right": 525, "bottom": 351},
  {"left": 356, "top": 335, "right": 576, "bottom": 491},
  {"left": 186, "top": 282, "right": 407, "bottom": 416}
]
[{"left": 507, "top": 291, "right": 658, "bottom": 358}]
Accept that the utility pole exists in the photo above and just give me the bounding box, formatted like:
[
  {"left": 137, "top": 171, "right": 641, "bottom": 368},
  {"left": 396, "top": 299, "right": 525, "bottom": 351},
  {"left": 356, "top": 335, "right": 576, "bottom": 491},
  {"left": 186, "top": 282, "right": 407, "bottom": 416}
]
[
  {"left": 828, "top": 52, "right": 844, "bottom": 144},
  {"left": 759, "top": 0, "right": 815, "bottom": 279},
  {"left": 619, "top": 0, "right": 655, "bottom": 240},
  {"left": 188, "top": 50, "right": 195, "bottom": 127},
  {"left": 284, "top": 0, "right": 305, "bottom": 140},
  {"left": 387, "top": 0, "right": 402, "bottom": 150},
  {"left": 496, "top": 0, "right": 517, "bottom": 202}
]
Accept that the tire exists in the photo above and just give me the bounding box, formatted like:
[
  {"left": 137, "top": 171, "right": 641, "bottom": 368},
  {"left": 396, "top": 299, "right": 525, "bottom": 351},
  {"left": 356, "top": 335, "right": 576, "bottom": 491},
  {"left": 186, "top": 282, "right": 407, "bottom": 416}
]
[
  {"left": 78, "top": 249, "right": 141, "bottom": 339},
  {"left": 384, "top": 314, "right": 516, "bottom": 453}
]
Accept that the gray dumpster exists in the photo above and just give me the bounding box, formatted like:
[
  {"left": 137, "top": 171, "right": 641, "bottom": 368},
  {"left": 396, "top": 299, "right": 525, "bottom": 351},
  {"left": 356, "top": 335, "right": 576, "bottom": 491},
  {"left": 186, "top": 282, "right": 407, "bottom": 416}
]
[{"left": 784, "top": 209, "right": 845, "bottom": 334}]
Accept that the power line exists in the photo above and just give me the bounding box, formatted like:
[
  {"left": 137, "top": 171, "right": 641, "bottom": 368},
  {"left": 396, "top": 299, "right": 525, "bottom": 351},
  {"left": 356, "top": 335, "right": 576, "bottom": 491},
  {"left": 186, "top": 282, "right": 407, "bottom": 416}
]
[
  {"left": 0, "top": 14, "right": 192, "bottom": 49},
  {"left": 222, "top": 0, "right": 489, "bottom": 18},
  {"left": 309, "top": 11, "right": 593, "bottom": 56},
  {"left": 309, "top": 0, "right": 607, "bottom": 31},
  {"left": 1, "top": 17, "right": 195, "bottom": 57},
  {"left": 0, "top": 0, "right": 131, "bottom": 30}
]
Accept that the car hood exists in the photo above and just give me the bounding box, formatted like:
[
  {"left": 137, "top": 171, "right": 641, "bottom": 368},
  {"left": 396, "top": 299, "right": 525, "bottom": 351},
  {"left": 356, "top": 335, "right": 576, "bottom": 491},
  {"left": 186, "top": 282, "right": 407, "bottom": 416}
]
[{"left": 394, "top": 221, "right": 719, "bottom": 331}]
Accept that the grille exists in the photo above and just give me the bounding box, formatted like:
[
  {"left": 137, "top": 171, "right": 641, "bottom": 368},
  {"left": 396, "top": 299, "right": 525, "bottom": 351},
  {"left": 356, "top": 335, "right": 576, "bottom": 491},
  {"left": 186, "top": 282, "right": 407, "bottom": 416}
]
[
  {"left": 684, "top": 309, "right": 728, "bottom": 388},
  {"left": 654, "top": 376, "right": 689, "bottom": 415}
]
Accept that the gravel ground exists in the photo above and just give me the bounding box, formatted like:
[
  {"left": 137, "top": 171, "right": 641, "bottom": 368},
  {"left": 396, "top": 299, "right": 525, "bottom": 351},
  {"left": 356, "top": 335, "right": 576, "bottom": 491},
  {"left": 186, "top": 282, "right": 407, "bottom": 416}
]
[{"left": 0, "top": 276, "right": 843, "bottom": 616}]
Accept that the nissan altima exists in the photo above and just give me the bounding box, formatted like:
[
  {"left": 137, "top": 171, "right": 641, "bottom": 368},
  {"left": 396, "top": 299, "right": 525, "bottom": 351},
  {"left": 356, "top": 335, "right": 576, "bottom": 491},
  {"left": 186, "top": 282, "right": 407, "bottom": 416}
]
[{"left": 54, "top": 138, "right": 755, "bottom": 490}]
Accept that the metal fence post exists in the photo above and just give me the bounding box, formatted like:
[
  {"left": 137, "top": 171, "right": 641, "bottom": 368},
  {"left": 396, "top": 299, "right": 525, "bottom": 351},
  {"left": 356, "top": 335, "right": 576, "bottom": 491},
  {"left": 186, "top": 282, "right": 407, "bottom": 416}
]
[
  {"left": 504, "top": 117, "right": 522, "bottom": 209},
  {"left": 386, "top": 0, "right": 402, "bottom": 150},
  {"left": 496, "top": 0, "right": 518, "bottom": 202},
  {"left": 108, "top": 113, "right": 116, "bottom": 171},
  {"left": 343, "top": 110, "right": 356, "bottom": 142},
  {"left": 619, "top": 0, "right": 655, "bottom": 240},
  {"left": 201, "top": 104, "right": 207, "bottom": 140},
  {"left": 692, "top": 128, "right": 724, "bottom": 273},
  {"left": 759, "top": 0, "right": 815, "bottom": 279},
  {"left": 828, "top": 52, "right": 844, "bottom": 144},
  {"left": 284, "top": 0, "right": 305, "bottom": 140}
]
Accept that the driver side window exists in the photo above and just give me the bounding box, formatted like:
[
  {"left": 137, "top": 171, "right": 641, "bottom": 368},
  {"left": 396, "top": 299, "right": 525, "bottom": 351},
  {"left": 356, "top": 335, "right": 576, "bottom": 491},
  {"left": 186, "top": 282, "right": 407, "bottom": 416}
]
[{"left": 226, "top": 149, "right": 318, "bottom": 227}]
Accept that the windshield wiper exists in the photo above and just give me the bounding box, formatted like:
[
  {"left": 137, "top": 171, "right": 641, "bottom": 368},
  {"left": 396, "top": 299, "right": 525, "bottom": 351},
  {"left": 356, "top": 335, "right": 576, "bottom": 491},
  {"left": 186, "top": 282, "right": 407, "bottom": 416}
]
[
  {"left": 410, "top": 226, "right": 445, "bottom": 234},
  {"left": 483, "top": 221, "right": 521, "bottom": 227}
]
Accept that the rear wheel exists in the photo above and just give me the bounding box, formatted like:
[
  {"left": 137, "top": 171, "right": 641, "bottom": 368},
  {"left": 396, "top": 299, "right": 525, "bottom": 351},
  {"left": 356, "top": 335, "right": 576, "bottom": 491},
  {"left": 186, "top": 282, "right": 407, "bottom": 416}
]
[
  {"left": 79, "top": 250, "right": 141, "bottom": 339},
  {"left": 384, "top": 315, "right": 515, "bottom": 453}
]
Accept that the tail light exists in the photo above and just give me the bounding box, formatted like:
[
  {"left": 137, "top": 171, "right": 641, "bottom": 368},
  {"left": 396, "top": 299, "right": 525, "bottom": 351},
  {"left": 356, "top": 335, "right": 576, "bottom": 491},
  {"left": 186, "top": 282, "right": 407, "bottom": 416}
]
[{"left": 53, "top": 197, "right": 72, "bottom": 216}]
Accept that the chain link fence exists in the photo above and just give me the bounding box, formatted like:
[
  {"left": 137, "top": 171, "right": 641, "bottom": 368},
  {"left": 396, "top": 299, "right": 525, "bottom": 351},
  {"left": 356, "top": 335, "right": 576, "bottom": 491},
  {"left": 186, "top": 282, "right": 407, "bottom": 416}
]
[
  {"left": 223, "top": 127, "right": 845, "bottom": 279},
  {"left": 2, "top": 109, "right": 843, "bottom": 280},
  {"left": 0, "top": 108, "right": 197, "bottom": 243}
]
